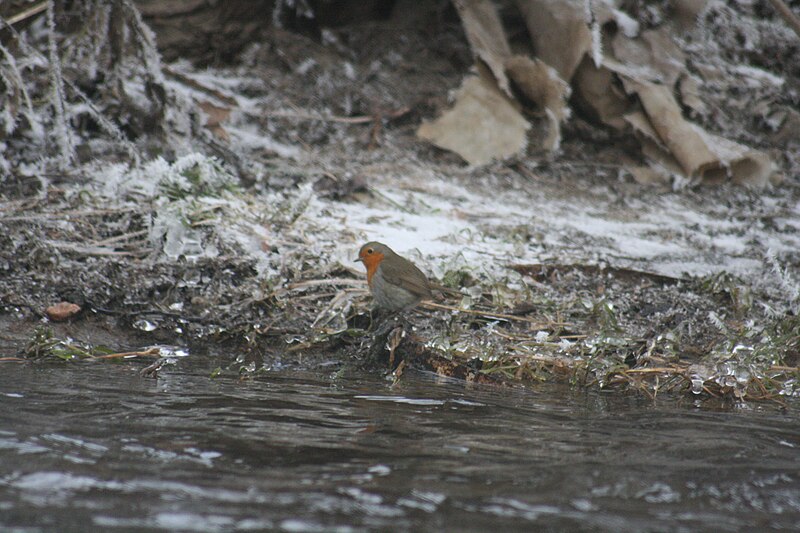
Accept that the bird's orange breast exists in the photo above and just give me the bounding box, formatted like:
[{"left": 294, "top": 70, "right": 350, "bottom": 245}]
[{"left": 361, "top": 252, "right": 385, "bottom": 287}]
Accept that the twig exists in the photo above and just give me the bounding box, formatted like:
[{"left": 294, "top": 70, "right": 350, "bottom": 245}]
[
  {"left": 768, "top": 0, "right": 800, "bottom": 40},
  {"left": 753, "top": 375, "right": 770, "bottom": 397},
  {"left": 263, "top": 110, "right": 376, "bottom": 124},
  {"left": 296, "top": 291, "right": 337, "bottom": 301},
  {"left": 46, "top": 0, "right": 76, "bottom": 167},
  {"left": 540, "top": 161, "right": 625, "bottom": 169},
  {"left": 49, "top": 242, "right": 150, "bottom": 257},
  {"left": 263, "top": 106, "right": 410, "bottom": 125},
  {"left": 286, "top": 278, "right": 366, "bottom": 290},
  {"left": 163, "top": 65, "right": 238, "bottom": 106},
  {"left": 0, "top": 13, "right": 141, "bottom": 162},
  {"left": 1, "top": 207, "right": 139, "bottom": 222},
  {"left": 492, "top": 329, "right": 587, "bottom": 342},
  {"left": 509, "top": 263, "right": 687, "bottom": 285},
  {"left": 0, "top": 357, "right": 27, "bottom": 364},
  {"left": 0, "top": 198, "right": 41, "bottom": 213},
  {"left": 89, "top": 348, "right": 161, "bottom": 360},
  {"left": 366, "top": 186, "right": 417, "bottom": 214},
  {"left": 491, "top": 329, "right": 533, "bottom": 341},
  {"left": 517, "top": 353, "right": 574, "bottom": 365},
  {"left": 140, "top": 358, "right": 167, "bottom": 377},
  {"left": 421, "top": 301, "right": 570, "bottom": 328},
  {"left": 624, "top": 367, "right": 686, "bottom": 375},
  {"left": 311, "top": 289, "right": 349, "bottom": 329},
  {"left": 5, "top": 1, "right": 48, "bottom": 25},
  {"left": 621, "top": 372, "right": 655, "bottom": 400},
  {"left": 286, "top": 341, "right": 312, "bottom": 353},
  {"left": 765, "top": 395, "right": 789, "bottom": 409},
  {"left": 768, "top": 365, "right": 800, "bottom": 372},
  {"left": 91, "top": 229, "right": 149, "bottom": 247}
]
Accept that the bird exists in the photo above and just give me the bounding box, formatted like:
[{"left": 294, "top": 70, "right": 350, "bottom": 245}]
[{"left": 355, "top": 241, "right": 435, "bottom": 312}]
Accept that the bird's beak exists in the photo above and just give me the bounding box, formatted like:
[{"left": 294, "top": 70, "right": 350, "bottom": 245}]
[{"left": 354, "top": 257, "right": 362, "bottom": 263}]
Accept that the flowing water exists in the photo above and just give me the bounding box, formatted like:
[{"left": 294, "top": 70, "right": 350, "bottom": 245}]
[{"left": 1, "top": 355, "right": 799, "bottom": 532}]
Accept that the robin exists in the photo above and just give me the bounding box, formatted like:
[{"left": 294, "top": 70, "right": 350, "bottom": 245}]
[{"left": 355, "top": 241, "right": 436, "bottom": 312}]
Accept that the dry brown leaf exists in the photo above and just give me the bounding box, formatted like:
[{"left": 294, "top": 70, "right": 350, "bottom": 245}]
[
  {"left": 451, "top": 0, "right": 776, "bottom": 185},
  {"left": 453, "top": 0, "right": 512, "bottom": 95},
  {"left": 515, "top": 0, "right": 595, "bottom": 81},
  {"left": 628, "top": 165, "right": 671, "bottom": 186},
  {"left": 626, "top": 80, "right": 773, "bottom": 185},
  {"left": 611, "top": 28, "right": 686, "bottom": 87},
  {"left": 671, "top": 0, "right": 710, "bottom": 29},
  {"left": 572, "top": 57, "right": 631, "bottom": 130},
  {"left": 416, "top": 75, "right": 529, "bottom": 166},
  {"left": 505, "top": 55, "right": 571, "bottom": 151},
  {"left": 447, "top": 0, "right": 572, "bottom": 155},
  {"left": 631, "top": 81, "right": 712, "bottom": 176},
  {"left": 198, "top": 100, "right": 231, "bottom": 141},
  {"left": 505, "top": 55, "right": 571, "bottom": 121},
  {"left": 198, "top": 100, "right": 230, "bottom": 126},
  {"left": 677, "top": 74, "right": 708, "bottom": 117}
]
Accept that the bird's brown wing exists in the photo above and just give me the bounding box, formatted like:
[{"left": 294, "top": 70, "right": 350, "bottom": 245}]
[{"left": 379, "top": 256, "right": 433, "bottom": 299}]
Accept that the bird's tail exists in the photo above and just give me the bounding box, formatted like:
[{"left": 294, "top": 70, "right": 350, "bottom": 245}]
[{"left": 429, "top": 282, "right": 464, "bottom": 298}]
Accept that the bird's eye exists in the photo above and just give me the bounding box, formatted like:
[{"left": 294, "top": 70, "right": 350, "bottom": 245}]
[{"left": 367, "top": 248, "right": 374, "bottom": 254}]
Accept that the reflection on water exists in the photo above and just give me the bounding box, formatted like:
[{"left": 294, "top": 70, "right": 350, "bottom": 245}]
[{"left": 1, "top": 358, "right": 799, "bottom": 532}]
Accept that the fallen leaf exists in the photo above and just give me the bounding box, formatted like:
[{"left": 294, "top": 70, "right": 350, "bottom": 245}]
[
  {"left": 198, "top": 100, "right": 231, "bottom": 140},
  {"left": 417, "top": 75, "right": 529, "bottom": 166},
  {"left": 46, "top": 302, "right": 81, "bottom": 321},
  {"left": 453, "top": 0, "right": 512, "bottom": 95}
]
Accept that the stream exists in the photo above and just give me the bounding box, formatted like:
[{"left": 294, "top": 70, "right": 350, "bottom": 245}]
[{"left": 1, "top": 355, "right": 799, "bottom": 532}]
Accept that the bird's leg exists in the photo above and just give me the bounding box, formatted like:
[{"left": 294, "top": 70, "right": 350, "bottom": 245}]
[
  {"left": 367, "top": 311, "right": 408, "bottom": 369},
  {"left": 387, "top": 326, "right": 404, "bottom": 369},
  {"left": 371, "top": 311, "right": 402, "bottom": 338},
  {"left": 368, "top": 307, "right": 401, "bottom": 332}
]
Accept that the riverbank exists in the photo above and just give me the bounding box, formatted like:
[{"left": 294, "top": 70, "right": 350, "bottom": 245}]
[{"left": 1, "top": 1, "right": 798, "bottom": 403}]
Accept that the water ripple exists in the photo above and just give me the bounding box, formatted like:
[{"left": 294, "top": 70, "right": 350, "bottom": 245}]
[{"left": 1, "top": 363, "right": 799, "bottom": 531}]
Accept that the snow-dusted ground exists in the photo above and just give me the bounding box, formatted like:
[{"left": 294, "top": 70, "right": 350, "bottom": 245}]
[
  {"left": 171, "top": 136, "right": 792, "bottom": 305},
  {"left": 100, "top": 142, "right": 798, "bottom": 319},
  {"left": 310, "top": 169, "right": 800, "bottom": 281},
  {"left": 148, "top": 58, "right": 800, "bottom": 296}
]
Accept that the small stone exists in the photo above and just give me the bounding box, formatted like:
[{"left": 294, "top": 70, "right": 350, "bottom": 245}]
[{"left": 45, "top": 302, "right": 81, "bottom": 321}]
